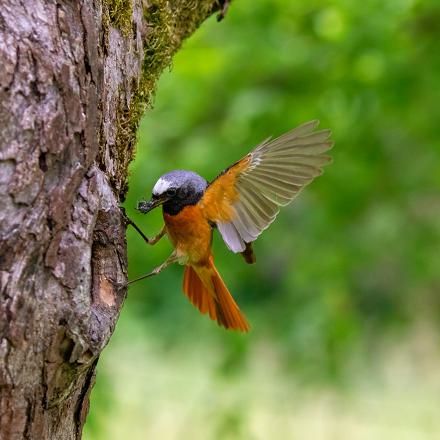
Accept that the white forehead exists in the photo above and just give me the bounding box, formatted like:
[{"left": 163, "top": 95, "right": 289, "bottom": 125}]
[{"left": 152, "top": 177, "right": 171, "bottom": 195}]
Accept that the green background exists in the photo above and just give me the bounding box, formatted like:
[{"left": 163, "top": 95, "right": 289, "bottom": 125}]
[{"left": 85, "top": 0, "right": 440, "bottom": 438}]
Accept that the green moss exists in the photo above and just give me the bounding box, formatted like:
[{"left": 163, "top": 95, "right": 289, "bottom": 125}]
[
  {"left": 107, "top": 0, "right": 133, "bottom": 37},
  {"left": 110, "top": 0, "right": 217, "bottom": 196},
  {"left": 137, "top": 0, "right": 216, "bottom": 110}
]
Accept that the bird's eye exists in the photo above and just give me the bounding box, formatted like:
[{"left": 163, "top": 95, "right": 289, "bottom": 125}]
[{"left": 166, "top": 188, "right": 177, "bottom": 197}]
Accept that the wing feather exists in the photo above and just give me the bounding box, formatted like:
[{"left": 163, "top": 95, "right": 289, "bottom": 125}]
[
  {"left": 234, "top": 204, "right": 261, "bottom": 237},
  {"left": 239, "top": 187, "right": 277, "bottom": 225},
  {"left": 255, "top": 163, "right": 322, "bottom": 178},
  {"left": 200, "top": 120, "right": 333, "bottom": 252},
  {"left": 231, "top": 208, "right": 258, "bottom": 242},
  {"left": 251, "top": 169, "right": 313, "bottom": 186}
]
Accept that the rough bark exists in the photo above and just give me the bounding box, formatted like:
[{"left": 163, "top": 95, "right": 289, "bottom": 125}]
[{"left": 0, "top": 1, "right": 226, "bottom": 438}]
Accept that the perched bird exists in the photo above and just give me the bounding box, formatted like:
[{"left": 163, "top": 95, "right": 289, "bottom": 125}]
[{"left": 133, "top": 120, "right": 333, "bottom": 332}]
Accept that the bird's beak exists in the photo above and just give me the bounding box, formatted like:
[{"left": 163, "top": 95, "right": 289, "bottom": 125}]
[{"left": 137, "top": 196, "right": 166, "bottom": 214}]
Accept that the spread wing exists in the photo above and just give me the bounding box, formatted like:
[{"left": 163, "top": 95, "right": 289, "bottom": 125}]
[{"left": 200, "top": 120, "right": 333, "bottom": 252}]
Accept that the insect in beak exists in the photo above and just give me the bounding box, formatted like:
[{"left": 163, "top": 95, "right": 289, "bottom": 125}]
[{"left": 137, "top": 195, "right": 167, "bottom": 214}]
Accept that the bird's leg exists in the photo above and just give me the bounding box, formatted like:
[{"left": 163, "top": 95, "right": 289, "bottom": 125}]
[
  {"left": 128, "top": 251, "right": 178, "bottom": 285},
  {"left": 121, "top": 207, "right": 165, "bottom": 246},
  {"left": 148, "top": 225, "right": 166, "bottom": 245},
  {"left": 131, "top": 222, "right": 165, "bottom": 246}
]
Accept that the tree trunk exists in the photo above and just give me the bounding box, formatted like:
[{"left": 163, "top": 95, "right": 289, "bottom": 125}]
[{"left": 0, "top": 1, "right": 226, "bottom": 438}]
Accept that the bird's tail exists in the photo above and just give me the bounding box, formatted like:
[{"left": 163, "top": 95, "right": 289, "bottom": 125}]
[{"left": 182, "top": 256, "right": 250, "bottom": 332}]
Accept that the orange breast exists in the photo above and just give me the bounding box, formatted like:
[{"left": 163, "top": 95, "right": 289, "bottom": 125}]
[{"left": 163, "top": 204, "right": 212, "bottom": 265}]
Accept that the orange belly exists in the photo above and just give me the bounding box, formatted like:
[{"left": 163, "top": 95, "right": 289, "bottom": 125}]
[{"left": 163, "top": 204, "right": 212, "bottom": 265}]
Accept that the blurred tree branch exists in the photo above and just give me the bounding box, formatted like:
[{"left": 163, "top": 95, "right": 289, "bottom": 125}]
[{"left": 0, "top": 0, "right": 227, "bottom": 438}]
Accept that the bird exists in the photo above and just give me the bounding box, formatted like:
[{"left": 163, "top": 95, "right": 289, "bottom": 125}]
[{"left": 132, "top": 120, "right": 333, "bottom": 332}]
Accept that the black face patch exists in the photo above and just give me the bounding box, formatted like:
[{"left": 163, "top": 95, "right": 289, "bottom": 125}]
[{"left": 162, "top": 190, "right": 204, "bottom": 215}]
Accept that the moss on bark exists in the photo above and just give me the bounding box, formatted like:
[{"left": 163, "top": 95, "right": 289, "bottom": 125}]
[
  {"left": 107, "top": 0, "right": 133, "bottom": 36},
  {"left": 105, "top": 0, "right": 222, "bottom": 195}
]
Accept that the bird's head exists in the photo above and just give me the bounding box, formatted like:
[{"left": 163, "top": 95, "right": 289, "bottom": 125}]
[{"left": 137, "top": 170, "right": 208, "bottom": 215}]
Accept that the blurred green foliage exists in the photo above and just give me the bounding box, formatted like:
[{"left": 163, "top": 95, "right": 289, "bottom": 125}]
[{"left": 85, "top": 0, "right": 440, "bottom": 438}]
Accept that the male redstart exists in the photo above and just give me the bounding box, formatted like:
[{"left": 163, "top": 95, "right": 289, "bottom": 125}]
[{"left": 129, "top": 120, "right": 333, "bottom": 332}]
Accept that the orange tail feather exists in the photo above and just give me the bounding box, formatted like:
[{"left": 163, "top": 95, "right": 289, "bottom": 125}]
[{"left": 182, "top": 257, "right": 250, "bottom": 332}]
